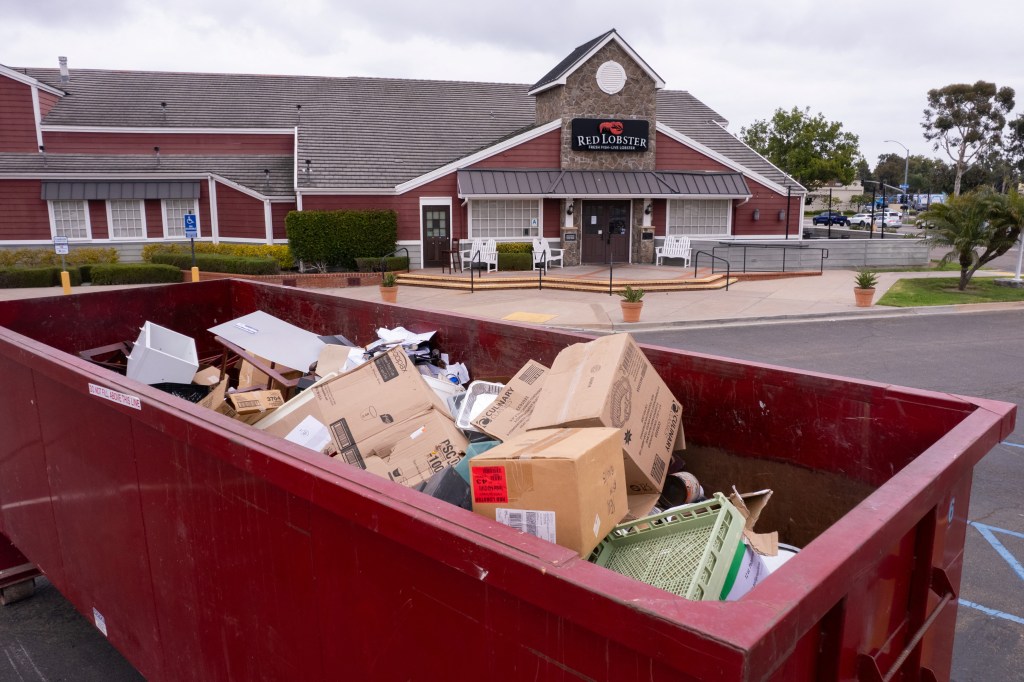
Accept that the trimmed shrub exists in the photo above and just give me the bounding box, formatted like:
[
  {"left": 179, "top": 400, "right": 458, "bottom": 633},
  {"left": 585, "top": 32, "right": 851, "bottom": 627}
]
[
  {"left": 90, "top": 264, "right": 183, "bottom": 285},
  {"left": 0, "top": 247, "right": 118, "bottom": 268},
  {"left": 286, "top": 209, "right": 397, "bottom": 270},
  {"left": 0, "top": 266, "right": 81, "bottom": 288},
  {"left": 151, "top": 252, "right": 279, "bottom": 275},
  {"left": 496, "top": 241, "right": 534, "bottom": 254},
  {"left": 355, "top": 256, "right": 410, "bottom": 272},
  {"left": 497, "top": 253, "right": 533, "bottom": 271},
  {"left": 142, "top": 243, "right": 294, "bottom": 269}
]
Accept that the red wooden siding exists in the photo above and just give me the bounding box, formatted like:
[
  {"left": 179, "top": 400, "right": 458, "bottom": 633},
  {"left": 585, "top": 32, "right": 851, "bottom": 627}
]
[
  {"left": 652, "top": 199, "right": 667, "bottom": 236},
  {"left": 0, "top": 78, "right": 38, "bottom": 152},
  {"left": 654, "top": 132, "right": 733, "bottom": 173},
  {"left": 41, "top": 131, "right": 293, "bottom": 155},
  {"left": 89, "top": 200, "right": 108, "bottom": 240},
  {"left": 145, "top": 200, "right": 164, "bottom": 239},
  {"left": 38, "top": 90, "right": 60, "bottom": 117},
  {"left": 271, "top": 202, "right": 295, "bottom": 241},
  {"left": 301, "top": 174, "right": 461, "bottom": 243},
  {"left": 215, "top": 183, "right": 266, "bottom": 240},
  {"left": 0, "top": 180, "right": 50, "bottom": 239},
  {"left": 732, "top": 178, "right": 800, "bottom": 237},
  {"left": 467, "top": 130, "right": 561, "bottom": 169},
  {"left": 542, "top": 199, "right": 561, "bottom": 238}
]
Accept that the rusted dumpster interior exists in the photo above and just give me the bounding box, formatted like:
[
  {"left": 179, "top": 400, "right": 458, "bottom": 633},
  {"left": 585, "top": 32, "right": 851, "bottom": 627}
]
[{"left": 0, "top": 279, "right": 1014, "bottom": 681}]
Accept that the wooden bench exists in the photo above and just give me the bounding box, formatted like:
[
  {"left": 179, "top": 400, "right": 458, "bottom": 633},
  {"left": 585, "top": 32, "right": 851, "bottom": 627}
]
[{"left": 655, "top": 235, "right": 692, "bottom": 267}]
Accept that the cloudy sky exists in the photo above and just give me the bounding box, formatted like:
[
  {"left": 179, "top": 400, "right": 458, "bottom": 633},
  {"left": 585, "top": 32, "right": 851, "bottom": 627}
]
[{"left": 2, "top": 0, "right": 1021, "bottom": 168}]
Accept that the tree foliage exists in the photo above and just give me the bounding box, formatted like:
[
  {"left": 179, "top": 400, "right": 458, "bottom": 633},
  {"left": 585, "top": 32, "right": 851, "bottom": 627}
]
[
  {"left": 922, "top": 81, "right": 1015, "bottom": 196},
  {"left": 920, "top": 189, "right": 1019, "bottom": 290},
  {"left": 740, "top": 106, "right": 861, "bottom": 191}
]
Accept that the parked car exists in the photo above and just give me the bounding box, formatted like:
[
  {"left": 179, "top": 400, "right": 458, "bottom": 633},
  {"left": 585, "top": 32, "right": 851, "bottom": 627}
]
[
  {"left": 848, "top": 213, "right": 874, "bottom": 227},
  {"left": 882, "top": 210, "right": 902, "bottom": 226},
  {"left": 874, "top": 215, "right": 900, "bottom": 228},
  {"left": 812, "top": 211, "right": 848, "bottom": 226}
]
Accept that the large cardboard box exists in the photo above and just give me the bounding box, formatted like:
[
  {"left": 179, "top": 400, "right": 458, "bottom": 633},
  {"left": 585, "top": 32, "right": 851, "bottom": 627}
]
[
  {"left": 527, "top": 334, "right": 683, "bottom": 495},
  {"left": 360, "top": 409, "right": 469, "bottom": 487},
  {"left": 470, "top": 428, "right": 627, "bottom": 558},
  {"left": 470, "top": 360, "right": 548, "bottom": 441}
]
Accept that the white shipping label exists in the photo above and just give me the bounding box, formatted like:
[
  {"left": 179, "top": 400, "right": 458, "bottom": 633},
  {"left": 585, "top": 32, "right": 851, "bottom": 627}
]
[
  {"left": 496, "top": 509, "right": 556, "bottom": 544},
  {"left": 93, "top": 607, "right": 108, "bottom": 637}
]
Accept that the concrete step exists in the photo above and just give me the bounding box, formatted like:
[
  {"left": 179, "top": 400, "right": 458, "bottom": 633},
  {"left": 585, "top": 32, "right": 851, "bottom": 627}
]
[{"left": 395, "top": 273, "right": 736, "bottom": 292}]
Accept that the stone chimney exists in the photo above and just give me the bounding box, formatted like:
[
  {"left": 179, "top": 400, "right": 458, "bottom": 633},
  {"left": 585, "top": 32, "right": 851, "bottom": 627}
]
[{"left": 58, "top": 56, "right": 69, "bottom": 85}]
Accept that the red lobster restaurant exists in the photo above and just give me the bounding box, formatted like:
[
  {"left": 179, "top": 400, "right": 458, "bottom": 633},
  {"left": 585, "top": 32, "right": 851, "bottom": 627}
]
[{"left": 0, "top": 30, "right": 805, "bottom": 268}]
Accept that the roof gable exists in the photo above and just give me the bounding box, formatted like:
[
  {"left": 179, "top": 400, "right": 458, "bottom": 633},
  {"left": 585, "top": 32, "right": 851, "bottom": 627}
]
[
  {"left": 0, "top": 63, "right": 65, "bottom": 97},
  {"left": 528, "top": 29, "right": 665, "bottom": 96}
]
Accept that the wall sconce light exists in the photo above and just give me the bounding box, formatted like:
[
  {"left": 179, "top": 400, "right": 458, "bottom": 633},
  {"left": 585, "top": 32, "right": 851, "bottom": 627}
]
[
  {"left": 304, "top": 159, "right": 312, "bottom": 174},
  {"left": 566, "top": 203, "right": 574, "bottom": 216},
  {"left": 644, "top": 202, "right": 653, "bottom": 215},
  {"left": 752, "top": 208, "right": 760, "bottom": 221},
  {"left": 778, "top": 210, "right": 786, "bottom": 221}
]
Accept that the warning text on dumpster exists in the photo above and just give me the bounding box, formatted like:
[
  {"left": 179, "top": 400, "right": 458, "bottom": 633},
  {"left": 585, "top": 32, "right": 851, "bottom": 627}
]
[
  {"left": 472, "top": 466, "right": 509, "bottom": 504},
  {"left": 89, "top": 383, "right": 142, "bottom": 410}
]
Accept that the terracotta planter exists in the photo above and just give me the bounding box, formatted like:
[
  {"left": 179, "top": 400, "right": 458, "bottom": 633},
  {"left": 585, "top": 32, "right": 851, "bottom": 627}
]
[
  {"left": 380, "top": 285, "right": 398, "bottom": 303},
  {"left": 853, "top": 287, "right": 875, "bottom": 307},
  {"left": 620, "top": 301, "right": 644, "bottom": 323}
]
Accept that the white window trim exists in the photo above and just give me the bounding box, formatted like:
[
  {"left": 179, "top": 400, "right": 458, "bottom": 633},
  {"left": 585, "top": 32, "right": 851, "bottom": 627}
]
[
  {"left": 105, "top": 199, "right": 148, "bottom": 241},
  {"left": 666, "top": 199, "right": 733, "bottom": 237},
  {"left": 47, "top": 199, "right": 93, "bottom": 241},
  {"left": 161, "top": 198, "right": 201, "bottom": 240},
  {"left": 467, "top": 198, "right": 543, "bottom": 240}
]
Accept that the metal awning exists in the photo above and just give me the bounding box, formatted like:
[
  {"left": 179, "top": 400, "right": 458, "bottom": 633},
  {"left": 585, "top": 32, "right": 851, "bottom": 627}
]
[
  {"left": 40, "top": 181, "right": 201, "bottom": 201},
  {"left": 457, "top": 169, "right": 750, "bottom": 198}
]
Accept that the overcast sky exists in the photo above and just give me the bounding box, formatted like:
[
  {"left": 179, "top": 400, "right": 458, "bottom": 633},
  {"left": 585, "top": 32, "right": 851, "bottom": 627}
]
[{"left": 2, "top": 0, "right": 1021, "bottom": 172}]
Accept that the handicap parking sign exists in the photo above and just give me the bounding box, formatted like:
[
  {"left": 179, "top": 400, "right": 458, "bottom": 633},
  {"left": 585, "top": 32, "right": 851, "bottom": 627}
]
[{"left": 183, "top": 213, "right": 198, "bottom": 238}]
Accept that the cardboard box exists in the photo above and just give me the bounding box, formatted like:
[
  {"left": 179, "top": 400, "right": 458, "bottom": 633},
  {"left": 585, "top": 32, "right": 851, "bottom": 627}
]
[
  {"left": 196, "top": 377, "right": 262, "bottom": 425},
  {"left": 227, "top": 390, "right": 284, "bottom": 415},
  {"left": 359, "top": 409, "right": 468, "bottom": 488},
  {"left": 238, "top": 355, "right": 302, "bottom": 390},
  {"left": 469, "top": 427, "right": 627, "bottom": 558},
  {"left": 471, "top": 360, "right": 548, "bottom": 441},
  {"left": 527, "top": 334, "right": 683, "bottom": 495},
  {"left": 192, "top": 366, "right": 222, "bottom": 386}
]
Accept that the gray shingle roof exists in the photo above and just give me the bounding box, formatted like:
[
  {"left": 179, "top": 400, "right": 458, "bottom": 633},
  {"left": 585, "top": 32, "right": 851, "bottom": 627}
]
[
  {"left": 529, "top": 30, "right": 615, "bottom": 93},
  {"left": 7, "top": 65, "right": 800, "bottom": 193},
  {"left": 458, "top": 169, "right": 750, "bottom": 197},
  {"left": 0, "top": 152, "right": 294, "bottom": 196}
]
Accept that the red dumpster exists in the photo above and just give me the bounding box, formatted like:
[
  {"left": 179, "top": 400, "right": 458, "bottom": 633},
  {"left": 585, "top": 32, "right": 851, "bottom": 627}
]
[{"left": 0, "top": 280, "right": 1014, "bottom": 681}]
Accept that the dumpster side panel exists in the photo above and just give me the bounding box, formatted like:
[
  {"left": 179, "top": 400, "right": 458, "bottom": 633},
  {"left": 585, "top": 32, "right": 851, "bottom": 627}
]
[
  {"left": 31, "top": 371, "right": 166, "bottom": 679},
  {"left": 0, "top": 351, "right": 66, "bottom": 589}
]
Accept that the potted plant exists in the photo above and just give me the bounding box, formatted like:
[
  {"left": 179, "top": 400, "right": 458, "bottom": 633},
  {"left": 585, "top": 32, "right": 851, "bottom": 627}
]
[
  {"left": 853, "top": 269, "right": 878, "bottom": 307},
  {"left": 380, "top": 271, "right": 398, "bottom": 303},
  {"left": 618, "top": 285, "right": 645, "bottom": 322}
]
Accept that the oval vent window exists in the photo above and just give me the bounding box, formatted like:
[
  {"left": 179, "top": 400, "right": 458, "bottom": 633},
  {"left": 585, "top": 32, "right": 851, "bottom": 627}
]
[{"left": 596, "top": 61, "right": 627, "bottom": 95}]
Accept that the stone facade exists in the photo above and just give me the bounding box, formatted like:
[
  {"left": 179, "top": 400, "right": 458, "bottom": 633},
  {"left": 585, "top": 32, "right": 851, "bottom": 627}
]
[
  {"left": 631, "top": 200, "right": 656, "bottom": 265},
  {"left": 535, "top": 41, "right": 658, "bottom": 172}
]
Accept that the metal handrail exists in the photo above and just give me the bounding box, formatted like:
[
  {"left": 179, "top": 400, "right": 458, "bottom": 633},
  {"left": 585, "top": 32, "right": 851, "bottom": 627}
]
[
  {"left": 533, "top": 249, "right": 546, "bottom": 290},
  {"left": 692, "top": 250, "right": 731, "bottom": 290},
  {"left": 469, "top": 250, "right": 480, "bottom": 293},
  {"left": 377, "top": 247, "right": 410, "bottom": 275},
  {"left": 712, "top": 241, "right": 829, "bottom": 274}
]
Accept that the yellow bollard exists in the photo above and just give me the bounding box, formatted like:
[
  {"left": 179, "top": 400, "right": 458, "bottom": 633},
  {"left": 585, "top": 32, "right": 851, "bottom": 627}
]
[
  {"left": 60, "top": 270, "right": 71, "bottom": 295},
  {"left": 191, "top": 266, "right": 200, "bottom": 283}
]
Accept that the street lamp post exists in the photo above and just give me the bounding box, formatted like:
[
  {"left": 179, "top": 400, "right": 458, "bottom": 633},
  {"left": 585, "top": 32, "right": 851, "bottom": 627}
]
[{"left": 884, "top": 139, "right": 910, "bottom": 205}]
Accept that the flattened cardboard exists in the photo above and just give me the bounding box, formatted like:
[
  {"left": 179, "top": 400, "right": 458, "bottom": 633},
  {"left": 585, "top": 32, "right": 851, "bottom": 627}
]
[
  {"left": 728, "top": 488, "right": 778, "bottom": 556},
  {"left": 527, "top": 334, "right": 683, "bottom": 495},
  {"left": 471, "top": 360, "right": 548, "bottom": 441},
  {"left": 357, "top": 408, "right": 468, "bottom": 488},
  {"left": 469, "top": 427, "right": 627, "bottom": 558}
]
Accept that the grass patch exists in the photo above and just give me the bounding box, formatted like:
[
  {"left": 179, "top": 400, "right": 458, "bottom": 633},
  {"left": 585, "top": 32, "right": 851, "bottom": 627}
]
[
  {"left": 878, "top": 277, "right": 1024, "bottom": 307},
  {"left": 869, "top": 260, "right": 963, "bottom": 274}
]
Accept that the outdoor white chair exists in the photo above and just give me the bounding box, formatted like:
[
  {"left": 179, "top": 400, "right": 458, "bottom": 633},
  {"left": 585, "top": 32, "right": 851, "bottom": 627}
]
[
  {"left": 655, "top": 235, "right": 692, "bottom": 267},
  {"left": 460, "top": 239, "right": 484, "bottom": 270},
  {"left": 532, "top": 238, "right": 564, "bottom": 271},
  {"left": 462, "top": 238, "right": 498, "bottom": 272}
]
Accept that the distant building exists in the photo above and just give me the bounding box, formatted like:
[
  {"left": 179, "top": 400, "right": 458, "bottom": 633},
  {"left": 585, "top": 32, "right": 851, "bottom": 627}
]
[{"left": 0, "top": 30, "right": 805, "bottom": 266}]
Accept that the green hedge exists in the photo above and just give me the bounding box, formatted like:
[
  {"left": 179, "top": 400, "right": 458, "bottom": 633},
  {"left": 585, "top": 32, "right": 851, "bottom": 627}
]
[
  {"left": 90, "top": 264, "right": 183, "bottom": 285},
  {"left": 286, "top": 209, "right": 397, "bottom": 270},
  {"left": 496, "top": 241, "right": 534, "bottom": 254},
  {"left": 0, "top": 266, "right": 81, "bottom": 288},
  {"left": 142, "top": 243, "right": 294, "bottom": 270},
  {"left": 497, "top": 253, "right": 534, "bottom": 271},
  {"left": 354, "top": 256, "right": 411, "bottom": 272},
  {"left": 0, "top": 247, "right": 118, "bottom": 268},
  {"left": 151, "top": 252, "right": 279, "bottom": 275}
]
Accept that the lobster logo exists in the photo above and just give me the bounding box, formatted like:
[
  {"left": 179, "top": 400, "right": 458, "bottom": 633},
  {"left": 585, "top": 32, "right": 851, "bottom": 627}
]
[{"left": 599, "top": 121, "right": 624, "bottom": 135}]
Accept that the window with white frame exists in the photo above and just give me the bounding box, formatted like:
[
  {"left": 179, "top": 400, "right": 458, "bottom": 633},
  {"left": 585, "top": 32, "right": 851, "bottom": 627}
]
[
  {"left": 162, "top": 198, "right": 200, "bottom": 238},
  {"left": 49, "top": 200, "right": 90, "bottom": 240},
  {"left": 667, "top": 200, "right": 731, "bottom": 236},
  {"left": 107, "top": 200, "right": 146, "bottom": 239},
  {"left": 470, "top": 199, "right": 540, "bottom": 239}
]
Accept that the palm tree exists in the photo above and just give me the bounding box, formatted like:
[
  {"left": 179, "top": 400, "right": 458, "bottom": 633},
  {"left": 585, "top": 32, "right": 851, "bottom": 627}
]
[
  {"left": 920, "top": 190, "right": 1017, "bottom": 290},
  {"left": 989, "top": 188, "right": 1024, "bottom": 281}
]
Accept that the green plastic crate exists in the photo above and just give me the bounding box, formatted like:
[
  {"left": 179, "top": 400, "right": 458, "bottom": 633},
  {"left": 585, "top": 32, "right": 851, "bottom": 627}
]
[{"left": 590, "top": 493, "right": 746, "bottom": 601}]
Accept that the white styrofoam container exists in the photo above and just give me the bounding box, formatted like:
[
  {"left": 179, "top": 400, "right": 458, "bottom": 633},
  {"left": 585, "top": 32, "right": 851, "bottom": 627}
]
[{"left": 126, "top": 321, "right": 200, "bottom": 385}]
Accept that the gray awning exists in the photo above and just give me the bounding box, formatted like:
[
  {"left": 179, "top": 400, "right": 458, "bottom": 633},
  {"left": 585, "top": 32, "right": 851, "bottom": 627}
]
[
  {"left": 41, "top": 181, "right": 201, "bottom": 201},
  {"left": 457, "top": 169, "right": 751, "bottom": 198}
]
